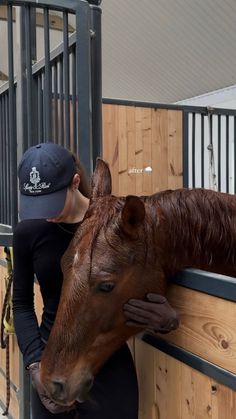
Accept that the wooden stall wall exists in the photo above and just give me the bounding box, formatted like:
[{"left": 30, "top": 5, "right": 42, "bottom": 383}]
[
  {"left": 102, "top": 103, "right": 236, "bottom": 419},
  {"left": 0, "top": 249, "right": 44, "bottom": 418},
  {"left": 4, "top": 102, "right": 231, "bottom": 419},
  {"left": 102, "top": 104, "right": 183, "bottom": 196},
  {"left": 0, "top": 247, "right": 19, "bottom": 418}
]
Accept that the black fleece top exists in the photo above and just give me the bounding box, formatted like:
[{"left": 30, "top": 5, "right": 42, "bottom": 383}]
[{"left": 13, "top": 219, "right": 79, "bottom": 367}]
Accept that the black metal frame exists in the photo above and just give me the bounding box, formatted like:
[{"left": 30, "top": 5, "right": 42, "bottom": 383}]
[
  {"left": 0, "top": 0, "right": 102, "bottom": 229},
  {"left": 0, "top": 1, "right": 102, "bottom": 417}
]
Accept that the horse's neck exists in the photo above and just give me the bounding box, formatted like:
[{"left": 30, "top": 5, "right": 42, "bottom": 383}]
[{"left": 148, "top": 190, "right": 236, "bottom": 278}]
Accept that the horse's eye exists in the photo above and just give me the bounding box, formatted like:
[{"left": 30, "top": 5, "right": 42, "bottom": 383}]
[{"left": 97, "top": 282, "right": 115, "bottom": 293}]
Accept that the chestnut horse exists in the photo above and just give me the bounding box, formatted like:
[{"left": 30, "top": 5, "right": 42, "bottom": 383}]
[{"left": 41, "top": 158, "right": 236, "bottom": 406}]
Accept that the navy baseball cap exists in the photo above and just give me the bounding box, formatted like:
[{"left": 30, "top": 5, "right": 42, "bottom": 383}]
[{"left": 18, "top": 142, "right": 77, "bottom": 220}]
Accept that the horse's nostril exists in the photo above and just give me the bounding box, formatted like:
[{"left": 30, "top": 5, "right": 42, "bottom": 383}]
[{"left": 50, "top": 380, "right": 66, "bottom": 400}]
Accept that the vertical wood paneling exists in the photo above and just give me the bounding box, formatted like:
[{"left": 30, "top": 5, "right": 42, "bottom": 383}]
[
  {"left": 126, "top": 106, "right": 136, "bottom": 195},
  {"left": 0, "top": 247, "right": 19, "bottom": 418},
  {"left": 103, "top": 104, "right": 183, "bottom": 196},
  {"left": 151, "top": 108, "right": 169, "bottom": 193},
  {"left": 102, "top": 103, "right": 236, "bottom": 419},
  {"left": 135, "top": 107, "right": 144, "bottom": 195},
  {"left": 167, "top": 110, "right": 183, "bottom": 189},
  {"left": 136, "top": 339, "right": 236, "bottom": 419},
  {"left": 142, "top": 107, "right": 152, "bottom": 195}
]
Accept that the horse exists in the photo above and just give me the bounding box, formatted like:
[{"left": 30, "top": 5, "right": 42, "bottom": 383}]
[{"left": 40, "top": 158, "right": 236, "bottom": 406}]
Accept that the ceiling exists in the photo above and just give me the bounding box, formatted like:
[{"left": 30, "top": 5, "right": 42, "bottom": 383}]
[
  {"left": 101, "top": 0, "right": 236, "bottom": 103},
  {"left": 0, "top": 0, "right": 236, "bottom": 104}
]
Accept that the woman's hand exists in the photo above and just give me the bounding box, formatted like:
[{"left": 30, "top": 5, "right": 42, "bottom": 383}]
[
  {"left": 28, "top": 362, "right": 77, "bottom": 414},
  {"left": 123, "top": 294, "right": 179, "bottom": 333}
]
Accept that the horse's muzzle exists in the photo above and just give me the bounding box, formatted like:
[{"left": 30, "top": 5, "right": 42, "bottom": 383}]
[{"left": 45, "top": 374, "right": 94, "bottom": 404}]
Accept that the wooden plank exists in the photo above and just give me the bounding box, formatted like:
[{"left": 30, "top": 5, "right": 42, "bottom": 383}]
[
  {"left": 0, "top": 248, "right": 19, "bottom": 418},
  {"left": 126, "top": 106, "right": 136, "bottom": 195},
  {"left": 0, "top": 367, "right": 19, "bottom": 419},
  {"left": 142, "top": 108, "right": 152, "bottom": 195},
  {"left": 136, "top": 337, "right": 236, "bottom": 419},
  {"left": 135, "top": 107, "right": 144, "bottom": 195},
  {"left": 211, "top": 378, "right": 236, "bottom": 419},
  {"left": 167, "top": 110, "right": 183, "bottom": 189},
  {"left": 151, "top": 108, "right": 168, "bottom": 193},
  {"left": 118, "top": 106, "right": 128, "bottom": 195},
  {"left": 163, "top": 284, "right": 236, "bottom": 374},
  {"left": 135, "top": 339, "right": 157, "bottom": 419}
]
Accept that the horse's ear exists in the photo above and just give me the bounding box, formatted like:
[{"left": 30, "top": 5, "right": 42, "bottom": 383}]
[
  {"left": 91, "top": 158, "right": 112, "bottom": 199},
  {"left": 121, "top": 195, "right": 145, "bottom": 238}
]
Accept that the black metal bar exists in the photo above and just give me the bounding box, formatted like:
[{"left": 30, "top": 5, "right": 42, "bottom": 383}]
[
  {"left": 234, "top": 117, "right": 236, "bottom": 194},
  {"left": 63, "top": 11, "right": 70, "bottom": 148},
  {"left": 90, "top": 4, "right": 102, "bottom": 166},
  {"left": 37, "top": 72, "right": 43, "bottom": 143},
  {"left": 71, "top": 46, "right": 77, "bottom": 153},
  {"left": 192, "top": 113, "right": 195, "bottom": 188},
  {"left": 44, "top": 8, "right": 52, "bottom": 140},
  {"left": 226, "top": 115, "right": 229, "bottom": 193},
  {"left": 0, "top": 99, "right": 3, "bottom": 221},
  {"left": 5, "top": 94, "right": 10, "bottom": 224},
  {"left": 16, "top": 6, "right": 28, "bottom": 155},
  {"left": 201, "top": 114, "right": 204, "bottom": 188},
  {"left": 76, "top": 1, "right": 93, "bottom": 175},
  {"left": 2, "top": 95, "right": 7, "bottom": 223},
  {"left": 25, "top": 5, "right": 32, "bottom": 149},
  {"left": 53, "top": 63, "right": 58, "bottom": 142},
  {"left": 183, "top": 111, "right": 189, "bottom": 188},
  {"left": 172, "top": 268, "right": 236, "bottom": 302},
  {"left": 32, "top": 32, "right": 76, "bottom": 75},
  {"left": 58, "top": 59, "right": 64, "bottom": 146},
  {"left": 7, "top": 4, "right": 18, "bottom": 226},
  {"left": 218, "top": 115, "right": 221, "bottom": 191}
]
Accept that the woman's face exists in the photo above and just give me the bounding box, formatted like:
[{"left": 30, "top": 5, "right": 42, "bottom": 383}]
[{"left": 47, "top": 174, "right": 80, "bottom": 223}]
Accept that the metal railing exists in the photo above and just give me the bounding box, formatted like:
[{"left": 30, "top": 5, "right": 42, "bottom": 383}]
[
  {"left": 0, "top": 0, "right": 102, "bottom": 229},
  {"left": 0, "top": 2, "right": 102, "bottom": 417},
  {"left": 183, "top": 107, "right": 236, "bottom": 192}
]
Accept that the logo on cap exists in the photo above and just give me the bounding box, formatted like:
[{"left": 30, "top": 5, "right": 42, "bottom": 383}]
[{"left": 23, "top": 167, "right": 51, "bottom": 194}]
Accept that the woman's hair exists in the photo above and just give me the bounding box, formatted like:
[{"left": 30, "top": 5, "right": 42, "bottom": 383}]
[{"left": 71, "top": 152, "right": 91, "bottom": 198}]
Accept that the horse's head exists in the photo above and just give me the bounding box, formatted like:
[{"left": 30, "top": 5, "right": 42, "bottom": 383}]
[{"left": 41, "top": 159, "right": 165, "bottom": 405}]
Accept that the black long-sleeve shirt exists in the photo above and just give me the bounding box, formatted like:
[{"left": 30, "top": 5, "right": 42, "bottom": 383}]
[{"left": 13, "top": 219, "right": 79, "bottom": 367}]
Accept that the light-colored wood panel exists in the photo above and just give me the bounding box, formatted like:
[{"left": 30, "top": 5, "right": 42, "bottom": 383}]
[
  {"left": 164, "top": 284, "right": 236, "bottom": 374},
  {"left": 126, "top": 106, "right": 136, "bottom": 195},
  {"left": 103, "top": 104, "right": 183, "bottom": 197},
  {"left": 135, "top": 339, "right": 157, "bottom": 419},
  {"left": 135, "top": 107, "right": 144, "bottom": 195},
  {"left": 167, "top": 110, "right": 183, "bottom": 189},
  {"left": 142, "top": 107, "right": 152, "bottom": 195},
  {"left": 151, "top": 108, "right": 169, "bottom": 193},
  {"left": 136, "top": 338, "right": 236, "bottom": 419},
  {"left": 118, "top": 105, "right": 128, "bottom": 174},
  {"left": 211, "top": 377, "right": 236, "bottom": 419},
  {"left": 0, "top": 369, "right": 19, "bottom": 419}
]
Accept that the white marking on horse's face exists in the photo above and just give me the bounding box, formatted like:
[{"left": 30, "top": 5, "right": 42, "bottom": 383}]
[{"left": 73, "top": 251, "right": 79, "bottom": 265}]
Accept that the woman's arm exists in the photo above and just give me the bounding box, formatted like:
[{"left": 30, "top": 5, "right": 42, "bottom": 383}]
[{"left": 13, "top": 223, "right": 44, "bottom": 368}]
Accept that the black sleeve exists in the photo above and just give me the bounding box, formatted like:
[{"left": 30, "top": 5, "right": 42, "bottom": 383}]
[{"left": 12, "top": 224, "right": 44, "bottom": 367}]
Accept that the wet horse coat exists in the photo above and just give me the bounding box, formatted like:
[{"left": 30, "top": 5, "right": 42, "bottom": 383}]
[{"left": 41, "top": 159, "right": 236, "bottom": 405}]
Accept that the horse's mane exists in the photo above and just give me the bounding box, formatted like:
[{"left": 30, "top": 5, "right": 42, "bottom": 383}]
[{"left": 149, "top": 188, "right": 236, "bottom": 272}]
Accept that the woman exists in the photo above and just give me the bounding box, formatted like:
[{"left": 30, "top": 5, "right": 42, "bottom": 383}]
[{"left": 13, "top": 142, "right": 179, "bottom": 419}]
